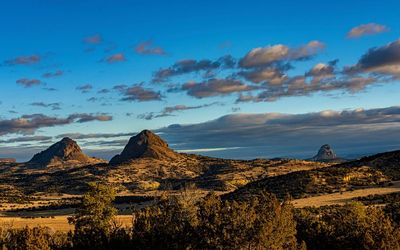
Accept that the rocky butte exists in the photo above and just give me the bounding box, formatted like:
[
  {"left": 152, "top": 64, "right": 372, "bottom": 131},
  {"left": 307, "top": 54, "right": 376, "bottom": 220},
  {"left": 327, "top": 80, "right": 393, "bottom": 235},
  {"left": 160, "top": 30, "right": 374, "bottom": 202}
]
[
  {"left": 27, "top": 137, "right": 104, "bottom": 167},
  {"left": 311, "top": 144, "right": 342, "bottom": 162},
  {"left": 109, "top": 130, "right": 182, "bottom": 165}
]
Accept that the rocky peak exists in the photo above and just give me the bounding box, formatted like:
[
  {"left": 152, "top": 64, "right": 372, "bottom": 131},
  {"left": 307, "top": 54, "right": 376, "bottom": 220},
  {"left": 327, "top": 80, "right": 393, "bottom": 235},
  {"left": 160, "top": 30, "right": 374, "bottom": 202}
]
[
  {"left": 312, "top": 144, "right": 338, "bottom": 162},
  {"left": 133, "top": 130, "right": 169, "bottom": 148},
  {"left": 52, "top": 137, "right": 83, "bottom": 156},
  {"left": 109, "top": 130, "right": 180, "bottom": 165},
  {"left": 28, "top": 137, "right": 102, "bottom": 167}
]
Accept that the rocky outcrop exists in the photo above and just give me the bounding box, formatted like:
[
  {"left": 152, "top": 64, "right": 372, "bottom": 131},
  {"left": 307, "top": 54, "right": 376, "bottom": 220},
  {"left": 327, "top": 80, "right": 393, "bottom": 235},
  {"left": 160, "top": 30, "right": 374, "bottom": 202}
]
[
  {"left": 311, "top": 144, "right": 340, "bottom": 162},
  {"left": 109, "top": 130, "right": 181, "bottom": 165},
  {"left": 28, "top": 137, "right": 104, "bottom": 167}
]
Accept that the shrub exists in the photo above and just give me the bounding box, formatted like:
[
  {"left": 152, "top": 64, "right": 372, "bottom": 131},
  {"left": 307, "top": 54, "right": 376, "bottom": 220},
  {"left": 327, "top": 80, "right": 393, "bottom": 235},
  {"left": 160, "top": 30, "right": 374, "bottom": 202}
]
[
  {"left": 1, "top": 227, "right": 52, "bottom": 250},
  {"left": 296, "top": 202, "right": 400, "bottom": 250},
  {"left": 132, "top": 191, "right": 299, "bottom": 249}
]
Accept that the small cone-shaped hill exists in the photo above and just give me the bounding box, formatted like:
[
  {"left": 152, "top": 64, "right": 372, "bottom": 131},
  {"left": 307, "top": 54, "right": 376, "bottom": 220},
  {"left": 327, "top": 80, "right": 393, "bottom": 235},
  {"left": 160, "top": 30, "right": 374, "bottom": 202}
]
[
  {"left": 28, "top": 137, "right": 103, "bottom": 167},
  {"left": 312, "top": 144, "right": 339, "bottom": 162},
  {"left": 109, "top": 130, "right": 181, "bottom": 165}
]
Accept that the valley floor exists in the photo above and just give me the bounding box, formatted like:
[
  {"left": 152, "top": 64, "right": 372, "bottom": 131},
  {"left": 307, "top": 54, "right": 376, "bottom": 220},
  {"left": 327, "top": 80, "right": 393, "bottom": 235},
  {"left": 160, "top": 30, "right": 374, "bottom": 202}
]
[{"left": 2, "top": 182, "right": 400, "bottom": 232}]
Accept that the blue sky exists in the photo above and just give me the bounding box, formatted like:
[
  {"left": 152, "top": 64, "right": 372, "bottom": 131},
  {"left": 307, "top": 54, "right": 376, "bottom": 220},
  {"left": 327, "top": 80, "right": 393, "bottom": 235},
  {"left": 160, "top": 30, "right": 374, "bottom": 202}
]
[{"left": 1, "top": 0, "right": 400, "bottom": 161}]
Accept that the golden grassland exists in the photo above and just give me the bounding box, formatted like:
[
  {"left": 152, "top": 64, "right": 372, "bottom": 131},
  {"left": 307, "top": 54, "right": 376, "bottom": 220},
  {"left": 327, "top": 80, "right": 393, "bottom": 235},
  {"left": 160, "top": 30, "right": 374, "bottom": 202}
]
[
  {"left": 0, "top": 215, "right": 133, "bottom": 232},
  {"left": 0, "top": 189, "right": 216, "bottom": 231},
  {"left": 2, "top": 182, "right": 400, "bottom": 231},
  {"left": 293, "top": 180, "right": 400, "bottom": 207},
  {"left": 2, "top": 153, "right": 400, "bottom": 231}
]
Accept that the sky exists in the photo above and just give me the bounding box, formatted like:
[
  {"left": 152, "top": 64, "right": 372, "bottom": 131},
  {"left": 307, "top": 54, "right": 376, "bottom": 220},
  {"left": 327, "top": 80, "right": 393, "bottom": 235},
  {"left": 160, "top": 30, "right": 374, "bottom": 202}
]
[{"left": 1, "top": 0, "right": 400, "bottom": 161}]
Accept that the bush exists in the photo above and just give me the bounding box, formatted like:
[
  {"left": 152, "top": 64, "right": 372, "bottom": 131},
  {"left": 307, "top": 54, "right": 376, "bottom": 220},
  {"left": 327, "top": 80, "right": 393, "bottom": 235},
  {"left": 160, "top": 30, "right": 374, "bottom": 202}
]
[
  {"left": 132, "top": 192, "right": 300, "bottom": 249},
  {"left": 295, "top": 202, "right": 400, "bottom": 250}
]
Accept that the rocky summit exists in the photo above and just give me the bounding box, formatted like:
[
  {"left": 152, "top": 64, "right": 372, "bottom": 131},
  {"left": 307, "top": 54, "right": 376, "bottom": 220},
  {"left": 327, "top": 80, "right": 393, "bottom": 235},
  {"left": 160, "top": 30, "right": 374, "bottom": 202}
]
[
  {"left": 109, "top": 130, "right": 181, "bottom": 165},
  {"left": 27, "top": 137, "right": 104, "bottom": 167},
  {"left": 312, "top": 144, "right": 339, "bottom": 162}
]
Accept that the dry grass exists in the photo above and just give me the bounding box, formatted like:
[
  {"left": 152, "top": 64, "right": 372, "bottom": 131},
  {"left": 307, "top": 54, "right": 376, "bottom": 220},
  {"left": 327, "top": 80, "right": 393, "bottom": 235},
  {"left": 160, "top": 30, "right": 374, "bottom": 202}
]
[
  {"left": 292, "top": 180, "right": 400, "bottom": 208},
  {"left": 0, "top": 215, "right": 133, "bottom": 232}
]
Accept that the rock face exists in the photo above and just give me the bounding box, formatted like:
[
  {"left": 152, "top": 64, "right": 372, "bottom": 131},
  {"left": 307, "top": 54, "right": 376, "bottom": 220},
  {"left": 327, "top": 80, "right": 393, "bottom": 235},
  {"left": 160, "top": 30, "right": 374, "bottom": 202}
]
[
  {"left": 28, "top": 137, "right": 103, "bottom": 167},
  {"left": 109, "top": 130, "right": 181, "bottom": 165},
  {"left": 0, "top": 158, "right": 16, "bottom": 163},
  {"left": 312, "top": 144, "right": 338, "bottom": 162}
]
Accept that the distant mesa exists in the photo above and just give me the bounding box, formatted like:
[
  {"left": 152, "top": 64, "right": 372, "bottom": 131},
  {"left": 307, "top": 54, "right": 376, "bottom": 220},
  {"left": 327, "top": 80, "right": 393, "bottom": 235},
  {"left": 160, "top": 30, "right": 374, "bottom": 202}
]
[
  {"left": 0, "top": 158, "right": 16, "bottom": 163},
  {"left": 27, "top": 137, "right": 105, "bottom": 167},
  {"left": 311, "top": 144, "right": 343, "bottom": 162},
  {"left": 110, "top": 130, "right": 181, "bottom": 165}
]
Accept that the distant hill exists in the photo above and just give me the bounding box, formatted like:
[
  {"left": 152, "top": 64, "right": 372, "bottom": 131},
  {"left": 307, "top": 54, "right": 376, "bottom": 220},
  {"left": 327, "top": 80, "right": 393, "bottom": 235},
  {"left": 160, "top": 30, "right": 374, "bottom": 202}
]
[
  {"left": 338, "top": 150, "right": 400, "bottom": 179},
  {"left": 27, "top": 137, "right": 105, "bottom": 167},
  {"left": 226, "top": 149, "right": 400, "bottom": 201}
]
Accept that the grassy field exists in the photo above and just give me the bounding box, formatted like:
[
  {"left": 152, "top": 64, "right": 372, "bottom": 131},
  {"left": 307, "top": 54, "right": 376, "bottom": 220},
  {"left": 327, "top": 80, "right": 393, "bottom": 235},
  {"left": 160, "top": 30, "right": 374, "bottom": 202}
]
[
  {"left": 0, "top": 215, "right": 133, "bottom": 232},
  {"left": 2, "top": 183, "right": 400, "bottom": 230},
  {"left": 292, "top": 181, "right": 400, "bottom": 208}
]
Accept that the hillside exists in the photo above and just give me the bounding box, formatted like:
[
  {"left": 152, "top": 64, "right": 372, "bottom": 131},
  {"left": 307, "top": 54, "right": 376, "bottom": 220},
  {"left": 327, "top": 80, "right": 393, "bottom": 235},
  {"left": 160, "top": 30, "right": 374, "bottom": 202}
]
[
  {"left": 225, "top": 150, "right": 400, "bottom": 201},
  {"left": 338, "top": 150, "right": 400, "bottom": 179}
]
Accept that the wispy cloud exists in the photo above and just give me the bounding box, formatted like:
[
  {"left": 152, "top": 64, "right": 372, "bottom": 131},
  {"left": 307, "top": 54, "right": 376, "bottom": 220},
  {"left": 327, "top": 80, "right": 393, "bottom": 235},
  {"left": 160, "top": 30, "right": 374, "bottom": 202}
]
[
  {"left": 68, "top": 113, "right": 112, "bottom": 123},
  {"left": 137, "top": 102, "right": 222, "bottom": 120},
  {"left": 135, "top": 41, "right": 167, "bottom": 55},
  {"left": 236, "top": 75, "right": 376, "bottom": 103},
  {"left": 42, "top": 70, "right": 63, "bottom": 78},
  {"left": 347, "top": 23, "right": 389, "bottom": 38},
  {"left": 16, "top": 78, "right": 42, "bottom": 87},
  {"left": 104, "top": 53, "right": 126, "bottom": 63},
  {"left": 3, "top": 55, "right": 41, "bottom": 66},
  {"left": 153, "top": 55, "right": 236, "bottom": 82},
  {"left": 30, "top": 102, "right": 62, "bottom": 110},
  {"left": 76, "top": 84, "right": 93, "bottom": 93},
  {"left": 0, "top": 135, "right": 52, "bottom": 144},
  {"left": 55, "top": 132, "right": 134, "bottom": 139},
  {"left": 83, "top": 34, "right": 103, "bottom": 44},
  {"left": 182, "top": 78, "right": 257, "bottom": 98},
  {"left": 116, "top": 84, "right": 162, "bottom": 102}
]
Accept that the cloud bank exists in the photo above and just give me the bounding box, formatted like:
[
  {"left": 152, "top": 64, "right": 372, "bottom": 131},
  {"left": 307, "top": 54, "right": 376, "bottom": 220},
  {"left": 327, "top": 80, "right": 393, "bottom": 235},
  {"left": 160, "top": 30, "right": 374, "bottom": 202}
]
[{"left": 156, "top": 106, "right": 400, "bottom": 159}]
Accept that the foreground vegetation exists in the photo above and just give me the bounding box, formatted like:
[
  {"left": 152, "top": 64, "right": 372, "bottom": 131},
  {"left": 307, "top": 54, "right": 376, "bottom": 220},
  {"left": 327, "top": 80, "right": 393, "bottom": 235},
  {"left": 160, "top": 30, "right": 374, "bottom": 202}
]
[{"left": 1, "top": 183, "right": 400, "bottom": 249}]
